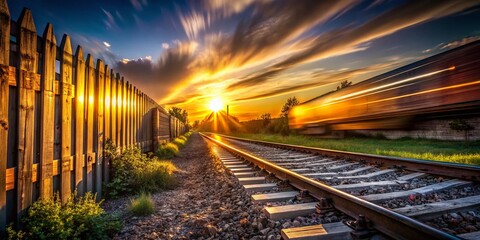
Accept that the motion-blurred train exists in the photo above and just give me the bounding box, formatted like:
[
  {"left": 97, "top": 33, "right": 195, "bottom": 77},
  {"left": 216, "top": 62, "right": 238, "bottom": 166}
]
[{"left": 289, "top": 40, "right": 480, "bottom": 135}]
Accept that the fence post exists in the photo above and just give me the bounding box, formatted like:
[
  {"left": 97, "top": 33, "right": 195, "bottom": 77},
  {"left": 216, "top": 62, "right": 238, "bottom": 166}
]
[
  {"left": 0, "top": 0, "right": 10, "bottom": 230},
  {"left": 39, "top": 23, "right": 56, "bottom": 200},
  {"left": 94, "top": 60, "right": 104, "bottom": 199},
  {"left": 120, "top": 77, "right": 125, "bottom": 150},
  {"left": 110, "top": 70, "right": 116, "bottom": 147},
  {"left": 74, "top": 46, "right": 85, "bottom": 196},
  {"left": 85, "top": 55, "right": 95, "bottom": 193},
  {"left": 59, "top": 34, "right": 73, "bottom": 203},
  {"left": 103, "top": 65, "right": 110, "bottom": 183},
  {"left": 16, "top": 8, "right": 37, "bottom": 219}
]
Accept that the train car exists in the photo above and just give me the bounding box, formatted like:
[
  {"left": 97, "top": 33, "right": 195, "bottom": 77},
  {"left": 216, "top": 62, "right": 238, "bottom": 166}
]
[{"left": 289, "top": 40, "right": 480, "bottom": 134}]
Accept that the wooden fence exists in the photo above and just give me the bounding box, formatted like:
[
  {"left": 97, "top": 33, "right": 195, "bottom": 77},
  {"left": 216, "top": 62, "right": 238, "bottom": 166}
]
[{"left": 0, "top": 3, "right": 187, "bottom": 229}]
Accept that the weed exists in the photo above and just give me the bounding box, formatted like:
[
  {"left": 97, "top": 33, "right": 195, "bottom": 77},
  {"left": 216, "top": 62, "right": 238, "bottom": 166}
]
[{"left": 128, "top": 193, "right": 155, "bottom": 216}]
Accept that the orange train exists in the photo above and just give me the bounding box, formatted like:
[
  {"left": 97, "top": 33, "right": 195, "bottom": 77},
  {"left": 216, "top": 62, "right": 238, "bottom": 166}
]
[{"left": 289, "top": 41, "right": 480, "bottom": 134}]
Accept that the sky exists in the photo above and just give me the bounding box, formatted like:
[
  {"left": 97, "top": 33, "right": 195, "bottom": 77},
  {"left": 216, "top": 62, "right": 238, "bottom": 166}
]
[{"left": 7, "top": 0, "right": 480, "bottom": 121}]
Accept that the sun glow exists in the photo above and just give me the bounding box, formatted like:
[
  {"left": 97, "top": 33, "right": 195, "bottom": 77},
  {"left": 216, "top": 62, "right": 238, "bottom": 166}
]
[{"left": 209, "top": 98, "right": 223, "bottom": 112}]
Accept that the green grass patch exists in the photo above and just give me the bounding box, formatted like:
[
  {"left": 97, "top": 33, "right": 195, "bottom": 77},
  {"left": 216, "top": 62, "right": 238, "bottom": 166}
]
[
  {"left": 104, "top": 141, "right": 178, "bottom": 198},
  {"left": 226, "top": 133, "right": 480, "bottom": 165},
  {"left": 173, "top": 138, "right": 186, "bottom": 148},
  {"left": 156, "top": 143, "right": 179, "bottom": 159},
  {"left": 155, "top": 132, "right": 193, "bottom": 159},
  {"left": 129, "top": 193, "right": 155, "bottom": 216},
  {"left": 7, "top": 192, "right": 121, "bottom": 240}
]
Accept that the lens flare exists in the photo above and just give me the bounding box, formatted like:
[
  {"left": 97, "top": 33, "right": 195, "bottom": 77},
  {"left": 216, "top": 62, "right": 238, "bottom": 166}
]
[{"left": 209, "top": 98, "right": 223, "bottom": 112}]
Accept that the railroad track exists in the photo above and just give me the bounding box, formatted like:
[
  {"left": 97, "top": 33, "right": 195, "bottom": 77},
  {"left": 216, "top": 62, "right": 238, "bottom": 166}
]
[{"left": 200, "top": 133, "right": 480, "bottom": 240}]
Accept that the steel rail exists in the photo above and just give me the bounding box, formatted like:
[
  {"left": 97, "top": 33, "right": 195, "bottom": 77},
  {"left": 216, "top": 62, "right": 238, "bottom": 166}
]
[
  {"left": 201, "top": 132, "right": 459, "bottom": 240},
  {"left": 205, "top": 133, "right": 480, "bottom": 181}
]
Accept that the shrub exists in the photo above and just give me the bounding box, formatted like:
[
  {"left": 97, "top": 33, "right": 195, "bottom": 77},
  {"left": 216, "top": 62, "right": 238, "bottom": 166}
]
[
  {"left": 129, "top": 193, "right": 155, "bottom": 216},
  {"left": 173, "top": 138, "right": 186, "bottom": 148},
  {"left": 7, "top": 193, "right": 121, "bottom": 240},
  {"left": 155, "top": 142, "right": 179, "bottom": 159},
  {"left": 134, "top": 160, "right": 177, "bottom": 193},
  {"left": 106, "top": 142, "right": 178, "bottom": 198}
]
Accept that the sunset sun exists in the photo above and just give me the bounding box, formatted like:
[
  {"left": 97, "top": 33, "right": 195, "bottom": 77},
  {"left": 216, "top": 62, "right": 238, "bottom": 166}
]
[{"left": 209, "top": 98, "right": 223, "bottom": 112}]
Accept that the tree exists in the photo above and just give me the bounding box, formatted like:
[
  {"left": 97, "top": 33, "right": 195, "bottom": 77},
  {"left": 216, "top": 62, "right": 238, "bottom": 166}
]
[
  {"left": 260, "top": 113, "right": 272, "bottom": 126},
  {"left": 336, "top": 80, "right": 352, "bottom": 91},
  {"left": 449, "top": 119, "right": 475, "bottom": 141},
  {"left": 281, "top": 97, "right": 299, "bottom": 118},
  {"left": 169, "top": 107, "right": 189, "bottom": 125},
  {"left": 192, "top": 120, "right": 200, "bottom": 129}
]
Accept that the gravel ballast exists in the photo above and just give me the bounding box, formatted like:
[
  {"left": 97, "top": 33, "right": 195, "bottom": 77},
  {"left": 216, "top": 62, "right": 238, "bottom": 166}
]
[{"left": 103, "top": 133, "right": 349, "bottom": 239}]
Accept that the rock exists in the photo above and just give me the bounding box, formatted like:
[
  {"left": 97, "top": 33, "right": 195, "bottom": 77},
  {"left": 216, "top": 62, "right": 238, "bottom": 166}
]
[
  {"left": 257, "top": 222, "right": 264, "bottom": 230},
  {"left": 240, "top": 218, "right": 249, "bottom": 227},
  {"left": 293, "top": 220, "right": 301, "bottom": 227},
  {"left": 282, "top": 222, "right": 291, "bottom": 228},
  {"left": 241, "top": 212, "right": 249, "bottom": 218},
  {"left": 260, "top": 227, "right": 271, "bottom": 235}
]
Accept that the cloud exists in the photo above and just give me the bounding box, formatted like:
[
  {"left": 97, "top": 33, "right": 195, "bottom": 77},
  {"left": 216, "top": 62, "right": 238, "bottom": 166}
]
[
  {"left": 103, "top": 41, "right": 111, "bottom": 48},
  {"left": 179, "top": 10, "right": 209, "bottom": 39},
  {"left": 101, "top": 8, "right": 118, "bottom": 30},
  {"left": 131, "top": 0, "right": 148, "bottom": 11},
  {"left": 117, "top": 41, "right": 198, "bottom": 100},
  {"left": 441, "top": 36, "right": 480, "bottom": 49},
  {"left": 203, "top": 0, "right": 257, "bottom": 18},
  {"left": 226, "top": 0, "right": 479, "bottom": 90},
  {"left": 162, "top": 43, "right": 170, "bottom": 49},
  {"left": 233, "top": 61, "right": 404, "bottom": 102}
]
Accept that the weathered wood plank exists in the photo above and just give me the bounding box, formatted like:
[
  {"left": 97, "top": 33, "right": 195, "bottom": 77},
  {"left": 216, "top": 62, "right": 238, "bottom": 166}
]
[
  {"left": 252, "top": 191, "right": 298, "bottom": 203},
  {"left": 264, "top": 202, "right": 318, "bottom": 220},
  {"left": 116, "top": 74, "right": 122, "bottom": 149},
  {"left": 133, "top": 87, "right": 137, "bottom": 146},
  {"left": 120, "top": 77, "right": 126, "bottom": 150},
  {"left": 16, "top": 8, "right": 37, "bottom": 218},
  {"left": 243, "top": 183, "right": 277, "bottom": 192},
  {"left": 233, "top": 172, "right": 256, "bottom": 177},
  {"left": 85, "top": 55, "right": 95, "bottom": 192},
  {"left": 458, "top": 231, "right": 480, "bottom": 240},
  {"left": 334, "top": 180, "right": 407, "bottom": 191},
  {"left": 110, "top": 70, "right": 116, "bottom": 146},
  {"left": 124, "top": 82, "right": 130, "bottom": 148},
  {"left": 238, "top": 177, "right": 265, "bottom": 185},
  {"left": 322, "top": 169, "right": 395, "bottom": 180},
  {"left": 73, "top": 46, "right": 85, "bottom": 195},
  {"left": 281, "top": 222, "right": 352, "bottom": 240},
  {"left": 60, "top": 34, "right": 73, "bottom": 203},
  {"left": 103, "top": 65, "right": 110, "bottom": 183},
  {"left": 0, "top": 0, "right": 10, "bottom": 229},
  {"left": 394, "top": 195, "right": 480, "bottom": 221},
  {"left": 362, "top": 179, "right": 471, "bottom": 203},
  {"left": 94, "top": 59, "right": 104, "bottom": 198},
  {"left": 39, "top": 23, "right": 56, "bottom": 199},
  {"left": 152, "top": 108, "right": 159, "bottom": 152}
]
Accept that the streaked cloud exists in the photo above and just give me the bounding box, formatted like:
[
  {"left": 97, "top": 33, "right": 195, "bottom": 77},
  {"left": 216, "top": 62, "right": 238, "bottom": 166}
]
[
  {"left": 441, "top": 36, "right": 480, "bottom": 49},
  {"left": 103, "top": 41, "right": 111, "bottom": 47},
  {"left": 131, "top": 0, "right": 148, "bottom": 11},
  {"left": 227, "top": 0, "right": 480, "bottom": 90}
]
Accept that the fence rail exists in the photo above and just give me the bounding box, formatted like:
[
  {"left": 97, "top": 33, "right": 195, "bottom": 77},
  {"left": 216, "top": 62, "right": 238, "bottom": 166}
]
[{"left": 0, "top": 2, "right": 187, "bottom": 229}]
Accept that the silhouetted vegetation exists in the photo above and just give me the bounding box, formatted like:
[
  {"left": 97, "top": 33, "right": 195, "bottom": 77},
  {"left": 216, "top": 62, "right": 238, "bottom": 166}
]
[
  {"left": 169, "top": 107, "right": 189, "bottom": 125},
  {"left": 336, "top": 80, "right": 352, "bottom": 91}
]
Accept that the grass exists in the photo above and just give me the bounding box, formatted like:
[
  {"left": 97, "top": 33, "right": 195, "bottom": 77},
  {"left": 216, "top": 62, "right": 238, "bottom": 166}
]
[
  {"left": 225, "top": 133, "right": 480, "bottom": 165},
  {"left": 129, "top": 193, "right": 155, "bottom": 216},
  {"left": 155, "top": 132, "right": 193, "bottom": 159}
]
